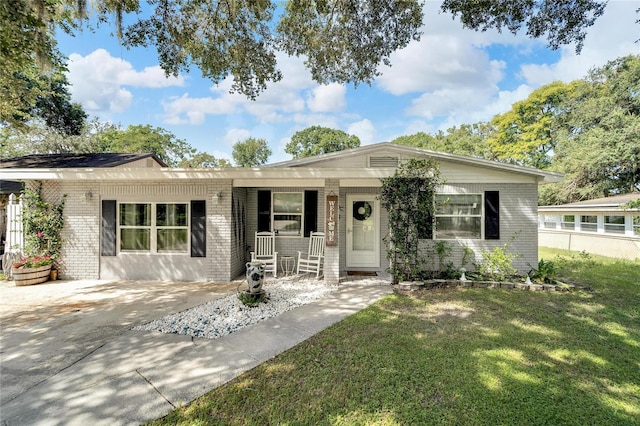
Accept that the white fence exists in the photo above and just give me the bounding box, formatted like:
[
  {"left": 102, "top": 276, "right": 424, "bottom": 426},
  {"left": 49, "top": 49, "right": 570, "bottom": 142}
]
[
  {"left": 6, "top": 193, "right": 23, "bottom": 252},
  {"left": 2, "top": 193, "right": 23, "bottom": 274}
]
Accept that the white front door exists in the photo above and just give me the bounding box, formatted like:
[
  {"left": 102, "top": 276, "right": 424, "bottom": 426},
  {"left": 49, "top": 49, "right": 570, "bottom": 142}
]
[{"left": 346, "top": 195, "right": 380, "bottom": 268}]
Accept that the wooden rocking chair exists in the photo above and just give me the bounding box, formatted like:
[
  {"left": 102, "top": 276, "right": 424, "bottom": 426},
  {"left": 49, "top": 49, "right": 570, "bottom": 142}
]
[
  {"left": 297, "top": 232, "right": 325, "bottom": 278},
  {"left": 250, "top": 231, "right": 278, "bottom": 277}
]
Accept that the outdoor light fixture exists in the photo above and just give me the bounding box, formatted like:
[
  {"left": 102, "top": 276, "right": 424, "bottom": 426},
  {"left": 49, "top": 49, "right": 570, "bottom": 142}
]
[
  {"left": 84, "top": 191, "right": 93, "bottom": 202},
  {"left": 213, "top": 192, "right": 222, "bottom": 204}
]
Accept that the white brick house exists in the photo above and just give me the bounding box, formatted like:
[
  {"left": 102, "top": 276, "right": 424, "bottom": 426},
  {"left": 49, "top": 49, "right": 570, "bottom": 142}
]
[{"left": 1, "top": 143, "right": 562, "bottom": 284}]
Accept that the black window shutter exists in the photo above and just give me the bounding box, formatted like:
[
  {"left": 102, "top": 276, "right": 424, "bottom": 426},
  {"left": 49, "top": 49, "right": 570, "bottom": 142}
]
[
  {"left": 257, "top": 190, "right": 271, "bottom": 232},
  {"left": 191, "top": 200, "right": 206, "bottom": 257},
  {"left": 101, "top": 200, "right": 117, "bottom": 256},
  {"left": 304, "top": 190, "right": 318, "bottom": 237},
  {"left": 485, "top": 191, "right": 500, "bottom": 240}
]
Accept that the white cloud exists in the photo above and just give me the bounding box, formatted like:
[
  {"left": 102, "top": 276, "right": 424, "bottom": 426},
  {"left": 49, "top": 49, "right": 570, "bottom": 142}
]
[
  {"left": 399, "top": 120, "right": 437, "bottom": 138},
  {"left": 375, "top": 1, "right": 518, "bottom": 127},
  {"left": 520, "top": 1, "right": 639, "bottom": 86},
  {"left": 163, "top": 54, "right": 314, "bottom": 125},
  {"left": 223, "top": 128, "right": 251, "bottom": 145},
  {"left": 162, "top": 93, "right": 238, "bottom": 125},
  {"left": 377, "top": 38, "right": 505, "bottom": 96},
  {"left": 375, "top": 0, "right": 519, "bottom": 97},
  {"left": 348, "top": 119, "right": 377, "bottom": 145},
  {"left": 67, "top": 48, "right": 184, "bottom": 114},
  {"left": 307, "top": 83, "right": 346, "bottom": 112},
  {"left": 434, "top": 85, "right": 535, "bottom": 131}
]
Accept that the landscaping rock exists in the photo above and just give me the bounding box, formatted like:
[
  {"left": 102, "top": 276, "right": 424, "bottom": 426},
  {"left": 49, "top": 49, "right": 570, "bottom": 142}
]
[{"left": 393, "top": 278, "right": 586, "bottom": 295}]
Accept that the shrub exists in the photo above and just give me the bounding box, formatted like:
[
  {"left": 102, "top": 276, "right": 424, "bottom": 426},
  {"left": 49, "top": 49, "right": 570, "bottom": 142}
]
[
  {"left": 528, "top": 258, "right": 557, "bottom": 283},
  {"left": 477, "top": 244, "right": 518, "bottom": 281}
]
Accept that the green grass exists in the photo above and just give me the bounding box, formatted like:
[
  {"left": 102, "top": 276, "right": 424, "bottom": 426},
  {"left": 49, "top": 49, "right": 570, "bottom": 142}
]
[{"left": 151, "top": 248, "right": 640, "bottom": 425}]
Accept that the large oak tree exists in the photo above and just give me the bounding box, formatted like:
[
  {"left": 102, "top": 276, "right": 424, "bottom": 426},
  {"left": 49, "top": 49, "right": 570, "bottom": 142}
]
[{"left": 2, "top": 0, "right": 610, "bottom": 126}]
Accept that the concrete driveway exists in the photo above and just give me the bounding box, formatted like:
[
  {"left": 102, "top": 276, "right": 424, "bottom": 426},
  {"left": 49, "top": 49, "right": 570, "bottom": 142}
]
[{"left": 0, "top": 279, "right": 237, "bottom": 407}]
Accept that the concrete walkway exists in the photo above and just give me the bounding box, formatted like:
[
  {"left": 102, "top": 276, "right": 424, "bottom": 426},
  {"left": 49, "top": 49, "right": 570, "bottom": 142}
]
[{"left": 0, "top": 277, "right": 391, "bottom": 425}]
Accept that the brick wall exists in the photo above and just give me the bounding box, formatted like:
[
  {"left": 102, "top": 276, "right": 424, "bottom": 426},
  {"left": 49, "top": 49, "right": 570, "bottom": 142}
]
[
  {"left": 206, "top": 180, "right": 234, "bottom": 282},
  {"left": 415, "top": 183, "right": 538, "bottom": 274},
  {"left": 46, "top": 180, "right": 101, "bottom": 279},
  {"left": 40, "top": 178, "right": 537, "bottom": 281}
]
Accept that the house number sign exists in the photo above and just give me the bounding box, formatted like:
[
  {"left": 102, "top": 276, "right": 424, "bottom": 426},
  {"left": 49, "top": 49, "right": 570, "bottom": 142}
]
[{"left": 325, "top": 194, "right": 338, "bottom": 247}]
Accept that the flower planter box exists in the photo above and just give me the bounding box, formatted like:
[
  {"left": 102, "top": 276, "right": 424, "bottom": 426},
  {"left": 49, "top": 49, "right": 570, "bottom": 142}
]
[{"left": 12, "top": 264, "right": 52, "bottom": 286}]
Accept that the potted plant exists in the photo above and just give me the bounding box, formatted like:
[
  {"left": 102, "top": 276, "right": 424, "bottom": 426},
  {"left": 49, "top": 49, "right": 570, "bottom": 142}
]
[{"left": 12, "top": 254, "right": 53, "bottom": 286}]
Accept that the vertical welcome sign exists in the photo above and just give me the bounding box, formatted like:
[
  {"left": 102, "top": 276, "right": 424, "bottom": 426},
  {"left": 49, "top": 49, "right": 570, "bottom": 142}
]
[{"left": 325, "top": 194, "right": 338, "bottom": 246}]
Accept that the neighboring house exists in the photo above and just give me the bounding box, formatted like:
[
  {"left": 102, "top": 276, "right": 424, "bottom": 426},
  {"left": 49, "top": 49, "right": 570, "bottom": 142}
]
[
  {"left": 538, "top": 193, "right": 640, "bottom": 260},
  {"left": 0, "top": 143, "right": 562, "bottom": 283}
]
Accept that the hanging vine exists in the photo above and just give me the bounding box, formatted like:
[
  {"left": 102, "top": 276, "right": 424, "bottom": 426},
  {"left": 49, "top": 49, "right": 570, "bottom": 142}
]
[
  {"left": 379, "top": 159, "right": 442, "bottom": 283},
  {"left": 21, "top": 182, "right": 66, "bottom": 260}
]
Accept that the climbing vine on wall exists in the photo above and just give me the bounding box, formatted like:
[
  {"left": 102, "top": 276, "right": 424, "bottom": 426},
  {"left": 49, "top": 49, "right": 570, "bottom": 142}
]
[
  {"left": 22, "top": 182, "right": 66, "bottom": 259},
  {"left": 379, "top": 159, "right": 443, "bottom": 283}
]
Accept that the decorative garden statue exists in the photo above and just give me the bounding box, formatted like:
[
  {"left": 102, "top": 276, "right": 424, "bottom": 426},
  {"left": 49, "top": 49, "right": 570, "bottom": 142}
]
[{"left": 245, "top": 262, "right": 265, "bottom": 293}]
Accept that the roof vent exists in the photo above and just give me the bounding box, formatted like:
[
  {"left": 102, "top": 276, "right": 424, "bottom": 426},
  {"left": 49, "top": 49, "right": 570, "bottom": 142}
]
[{"left": 369, "top": 156, "right": 399, "bottom": 168}]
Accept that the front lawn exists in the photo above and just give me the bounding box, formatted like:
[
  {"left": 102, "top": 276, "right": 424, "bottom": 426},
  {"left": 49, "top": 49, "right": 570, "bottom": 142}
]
[{"left": 152, "top": 248, "right": 640, "bottom": 425}]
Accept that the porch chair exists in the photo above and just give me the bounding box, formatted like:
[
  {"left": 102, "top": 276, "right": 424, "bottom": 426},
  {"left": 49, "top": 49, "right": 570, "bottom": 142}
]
[
  {"left": 297, "top": 232, "right": 325, "bottom": 278},
  {"left": 250, "top": 231, "right": 278, "bottom": 277}
]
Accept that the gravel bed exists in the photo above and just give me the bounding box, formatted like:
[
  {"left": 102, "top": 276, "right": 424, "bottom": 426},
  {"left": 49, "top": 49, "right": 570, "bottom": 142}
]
[{"left": 132, "top": 279, "right": 337, "bottom": 339}]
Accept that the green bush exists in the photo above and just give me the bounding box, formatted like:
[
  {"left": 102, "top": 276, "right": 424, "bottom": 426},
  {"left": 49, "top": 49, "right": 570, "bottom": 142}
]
[
  {"left": 477, "top": 244, "right": 518, "bottom": 281},
  {"left": 528, "top": 258, "right": 557, "bottom": 283}
]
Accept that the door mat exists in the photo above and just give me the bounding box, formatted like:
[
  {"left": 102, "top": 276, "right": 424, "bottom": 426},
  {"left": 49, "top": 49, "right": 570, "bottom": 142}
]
[{"left": 346, "top": 271, "right": 377, "bottom": 276}]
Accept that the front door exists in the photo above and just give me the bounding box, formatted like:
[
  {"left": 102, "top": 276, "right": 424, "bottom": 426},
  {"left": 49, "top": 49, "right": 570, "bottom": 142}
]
[{"left": 346, "top": 195, "right": 380, "bottom": 268}]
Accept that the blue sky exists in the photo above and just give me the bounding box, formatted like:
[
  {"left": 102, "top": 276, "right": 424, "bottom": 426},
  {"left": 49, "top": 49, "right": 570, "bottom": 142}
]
[{"left": 58, "top": 1, "right": 640, "bottom": 164}]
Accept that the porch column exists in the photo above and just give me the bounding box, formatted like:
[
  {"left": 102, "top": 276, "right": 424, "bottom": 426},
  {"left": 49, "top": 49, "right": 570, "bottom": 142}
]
[{"left": 324, "top": 179, "right": 340, "bottom": 285}]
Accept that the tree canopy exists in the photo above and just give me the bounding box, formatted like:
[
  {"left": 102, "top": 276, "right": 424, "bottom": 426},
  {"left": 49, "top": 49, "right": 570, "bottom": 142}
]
[
  {"left": 540, "top": 55, "right": 640, "bottom": 203},
  {"left": 96, "top": 125, "right": 195, "bottom": 167},
  {"left": 1, "top": 122, "right": 229, "bottom": 168},
  {"left": 286, "top": 126, "right": 360, "bottom": 159},
  {"left": 485, "top": 80, "right": 578, "bottom": 169},
  {"left": 392, "top": 123, "right": 492, "bottom": 159},
  {"left": 392, "top": 54, "right": 640, "bottom": 205},
  {"left": 1, "top": 0, "right": 614, "bottom": 125},
  {"left": 177, "top": 152, "right": 231, "bottom": 168},
  {"left": 232, "top": 137, "right": 272, "bottom": 167}
]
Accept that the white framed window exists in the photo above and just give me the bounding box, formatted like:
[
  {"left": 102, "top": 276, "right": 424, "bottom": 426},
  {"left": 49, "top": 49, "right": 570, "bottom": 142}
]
[
  {"left": 580, "top": 215, "right": 597, "bottom": 232},
  {"left": 435, "top": 194, "right": 482, "bottom": 239},
  {"left": 634, "top": 216, "right": 640, "bottom": 236},
  {"left": 561, "top": 215, "right": 575, "bottom": 230},
  {"left": 272, "top": 192, "right": 303, "bottom": 236},
  {"left": 542, "top": 215, "right": 557, "bottom": 229},
  {"left": 604, "top": 215, "right": 625, "bottom": 234},
  {"left": 118, "top": 202, "right": 189, "bottom": 253}
]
